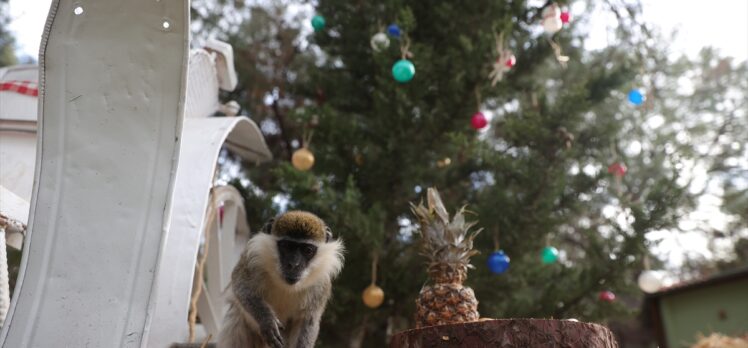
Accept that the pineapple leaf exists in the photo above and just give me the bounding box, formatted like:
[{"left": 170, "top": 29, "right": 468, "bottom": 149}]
[
  {"left": 411, "top": 187, "right": 482, "bottom": 269},
  {"left": 427, "top": 187, "right": 450, "bottom": 224}
]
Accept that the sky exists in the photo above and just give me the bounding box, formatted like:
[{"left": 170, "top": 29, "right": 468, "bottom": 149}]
[
  {"left": 639, "top": 0, "right": 747, "bottom": 61},
  {"left": 585, "top": 0, "right": 747, "bottom": 62},
  {"left": 8, "top": 0, "right": 748, "bottom": 62},
  {"left": 6, "top": 0, "right": 748, "bottom": 274}
]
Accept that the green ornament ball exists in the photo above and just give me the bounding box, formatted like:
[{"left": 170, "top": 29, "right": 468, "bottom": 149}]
[
  {"left": 541, "top": 246, "right": 559, "bottom": 264},
  {"left": 311, "top": 15, "right": 325, "bottom": 32},
  {"left": 392, "top": 59, "right": 415, "bottom": 83}
]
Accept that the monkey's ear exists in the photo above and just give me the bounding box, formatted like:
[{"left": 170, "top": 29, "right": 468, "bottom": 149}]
[
  {"left": 261, "top": 218, "right": 275, "bottom": 235},
  {"left": 325, "top": 226, "right": 333, "bottom": 242}
]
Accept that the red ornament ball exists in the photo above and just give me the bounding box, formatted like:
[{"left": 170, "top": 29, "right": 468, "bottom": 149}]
[
  {"left": 505, "top": 55, "right": 516, "bottom": 68},
  {"left": 607, "top": 162, "right": 627, "bottom": 177},
  {"left": 560, "top": 11, "right": 571, "bottom": 24},
  {"left": 471, "top": 112, "right": 488, "bottom": 130},
  {"left": 598, "top": 290, "right": 616, "bottom": 302}
]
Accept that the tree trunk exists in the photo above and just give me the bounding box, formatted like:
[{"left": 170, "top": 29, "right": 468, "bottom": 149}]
[{"left": 390, "top": 319, "right": 618, "bottom": 348}]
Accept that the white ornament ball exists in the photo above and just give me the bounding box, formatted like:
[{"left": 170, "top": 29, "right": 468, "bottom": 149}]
[
  {"left": 638, "top": 271, "right": 663, "bottom": 293},
  {"left": 370, "top": 32, "right": 390, "bottom": 52},
  {"left": 543, "top": 17, "right": 563, "bottom": 34},
  {"left": 541, "top": 4, "right": 563, "bottom": 34}
]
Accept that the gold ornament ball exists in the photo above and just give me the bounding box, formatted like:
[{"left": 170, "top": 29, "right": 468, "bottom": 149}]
[
  {"left": 292, "top": 148, "right": 315, "bottom": 171},
  {"left": 362, "top": 284, "right": 385, "bottom": 308},
  {"left": 436, "top": 157, "right": 451, "bottom": 168}
]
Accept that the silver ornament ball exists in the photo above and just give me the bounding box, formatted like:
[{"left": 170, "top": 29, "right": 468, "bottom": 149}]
[
  {"left": 638, "top": 270, "right": 663, "bottom": 293},
  {"left": 370, "top": 32, "right": 390, "bottom": 52}
]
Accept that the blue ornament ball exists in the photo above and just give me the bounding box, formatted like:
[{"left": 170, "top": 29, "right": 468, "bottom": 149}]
[
  {"left": 487, "top": 250, "right": 510, "bottom": 274},
  {"left": 628, "top": 89, "right": 644, "bottom": 105},
  {"left": 387, "top": 24, "right": 402, "bottom": 38}
]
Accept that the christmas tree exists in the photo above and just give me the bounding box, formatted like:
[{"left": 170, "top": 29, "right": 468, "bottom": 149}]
[
  {"left": 0, "top": 0, "right": 17, "bottom": 67},
  {"left": 191, "top": 0, "right": 745, "bottom": 346}
]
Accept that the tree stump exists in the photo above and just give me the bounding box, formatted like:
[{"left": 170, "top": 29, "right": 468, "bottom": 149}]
[{"left": 390, "top": 319, "right": 618, "bottom": 348}]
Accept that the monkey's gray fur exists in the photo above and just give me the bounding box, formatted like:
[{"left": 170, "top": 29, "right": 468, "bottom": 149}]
[{"left": 217, "top": 212, "right": 344, "bottom": 348}]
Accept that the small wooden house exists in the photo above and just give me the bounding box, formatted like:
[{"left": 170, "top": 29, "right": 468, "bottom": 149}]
[{"left": 645, "top": 266, "right": 748, "bottom": 348}]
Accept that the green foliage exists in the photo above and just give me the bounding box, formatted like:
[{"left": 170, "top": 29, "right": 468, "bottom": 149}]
[
  {"left": 195, "top": 0, "right": 746, "bottom": 345},
  {"left": 0, "top": 0, "right": 17, "bottom": 67}
]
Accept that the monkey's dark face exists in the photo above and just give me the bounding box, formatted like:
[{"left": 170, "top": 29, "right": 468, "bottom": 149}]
[{"left": 277, "top": 239, "right": 318, "bottom": 284}]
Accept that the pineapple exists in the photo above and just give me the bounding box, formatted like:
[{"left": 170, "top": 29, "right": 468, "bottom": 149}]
[{"left": 411, "top": 187, "right": 481, "bottom": 328}]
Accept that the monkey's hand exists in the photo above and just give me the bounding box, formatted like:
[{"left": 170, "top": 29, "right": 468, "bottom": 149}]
[{"left": 259, "top": 316, "right": 284, "bottom": 348}]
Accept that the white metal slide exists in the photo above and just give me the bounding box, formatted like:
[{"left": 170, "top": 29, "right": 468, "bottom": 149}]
[
  {"left": 148, "top": 115, "right": 271, "bottom": 346},
  {"left": 0, "top": 0, "right": 189, "bottom": 346}
]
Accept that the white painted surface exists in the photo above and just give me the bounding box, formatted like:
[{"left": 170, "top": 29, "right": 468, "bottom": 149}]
[
  {"left": 0, "top": 132, "right": 36, "bottom": 213},
  {"left": 200, "top": 186, "right": 251, "bottom": 340},
  {"left": 0, "top": 65, "right": 38, "bottom": 123},
  {"left": 185, "top": 49, "right": 220, "bottom": 119},
  {"left": 1, "top": 26, "right": 271, "bottom": 348},
  {"left": 193, "top": 186, "right": 250, "bottom": 342},
  {"left": 147, "top": 39, "right": 269, "bottom": 346},
  {"left": 147, "top": 117, "right": 270, "bottom": 347},
  {"left": 0, "top": 0, "right": 189, "bottom": 347},
  {"left": 204, "top": 39, "right": 238, "bottom": 92},
  {"left": 0, "top": 65, "right": 38, "bottom": 207},
  {"left": 0, "top": 186, "right": 27, "bottom": 249}
]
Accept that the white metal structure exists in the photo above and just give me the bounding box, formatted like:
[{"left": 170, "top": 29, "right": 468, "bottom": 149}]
[
  {"left": 0, "top": 60, "right": 42, "bottom": 331},
  {"left": 0, "top": 0, "right": 271, "bottom": 347},
  {"left": 0, "top": 65, "right": 38, "bottom": 250},
  {"left": 148, "top": 27, "right": 271, "bottom": 348},
  {"left": 148, "top": 115, "right": 271, "bottom": 345},
  {"left": 0, "top": 0, "right": 189, "bottom": 345}
]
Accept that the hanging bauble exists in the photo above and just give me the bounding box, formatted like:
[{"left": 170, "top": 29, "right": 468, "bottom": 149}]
[
  {"left": 370, "top": 32, "right": 390, "bottom": 52},
  {"left": 392, "top": 59, "right": 415, "bottom": 83},
  {"left": 541, "top": 246, "right": 559, "bottom": 264},
  {"left": 362, "top": 284, "right": 385, "bottom": 308},
  {"left": 607, "top": 162, "right": 627, "bottom": 177},
  {"left": 628, "top": 89, "right": 645, "bottom": 105},
  {"left": 490, "top": 50, "right": 515, "bottom": 86},
  {"left": 487, "top": 250, "right": 511, "bottom": 274},
  {"left": 598, "top": 290, "right": 616, "bottom": 302},
  {"left": 387, "top": 24, "right": 402, "bottom": 38},
  {"left": 505, "top": 54, "right": 516, "bottom": 68},
  {"left": 471, "top": 112, "right": 488, "bottom": 130},
  {"left": 436, "top": 157, "right": 452, "bottom": 168},
  {"left": 541, "top": 3, "right": 563, "bottom": 34},
  {"left": 638, "top": 270, "right": 663, "bottom": 293},
  {"left": 292, "top": 148, "right": 315, "bottom": 171},
  {"left": 311, "top": 15, "right": 326, "bottom": 32},
  {"left": 560, "top": 11, "right": 571, "bottom": 24}
]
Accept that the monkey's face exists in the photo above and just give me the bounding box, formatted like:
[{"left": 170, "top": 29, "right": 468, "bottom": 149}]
[{"left": 276, "top": 239, "right": 318, "bottom": 284}]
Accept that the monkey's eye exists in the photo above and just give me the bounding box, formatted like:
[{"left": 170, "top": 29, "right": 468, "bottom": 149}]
[{"left": 300, "top": 244, "right": 317, "bottom": 259}]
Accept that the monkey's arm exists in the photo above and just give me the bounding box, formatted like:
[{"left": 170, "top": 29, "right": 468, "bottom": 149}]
[
  {"left": 232, "top": 272, "right": 284, "bottom": 348},
  {"left": 292, "top": 313, "right": 322, "bottom": 348},
  {"left": 292, "top": 284, "right": 330, "bottom": 348}
]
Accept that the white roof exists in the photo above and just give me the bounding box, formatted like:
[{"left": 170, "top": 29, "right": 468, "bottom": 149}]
[{"left": 0, "top": 65, "right": 38, "bottom": 123}]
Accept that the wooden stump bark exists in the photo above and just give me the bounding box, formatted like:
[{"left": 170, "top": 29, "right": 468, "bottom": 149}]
[{"left": 390, "top": 319, "right": 618, "bottom": 348}]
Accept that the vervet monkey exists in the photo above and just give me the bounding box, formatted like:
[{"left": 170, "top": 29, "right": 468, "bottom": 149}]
[{"left": 218, "top": 211, "right": 344, "bottom": 348}]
